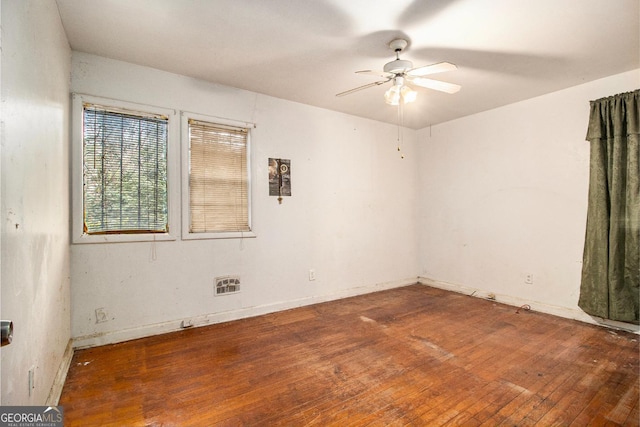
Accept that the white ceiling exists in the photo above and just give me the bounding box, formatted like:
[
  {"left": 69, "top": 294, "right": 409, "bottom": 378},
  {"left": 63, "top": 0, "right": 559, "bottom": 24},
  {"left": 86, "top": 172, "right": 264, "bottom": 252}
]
[{"left": 55, "top": 0, "right": 639, "bottom": 129}]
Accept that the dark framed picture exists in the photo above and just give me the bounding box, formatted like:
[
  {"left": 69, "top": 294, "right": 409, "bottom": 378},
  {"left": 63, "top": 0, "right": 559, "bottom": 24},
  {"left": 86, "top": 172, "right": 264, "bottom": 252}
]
[{"left": 269, "top": 158, "right": 291, "bottom": 197}]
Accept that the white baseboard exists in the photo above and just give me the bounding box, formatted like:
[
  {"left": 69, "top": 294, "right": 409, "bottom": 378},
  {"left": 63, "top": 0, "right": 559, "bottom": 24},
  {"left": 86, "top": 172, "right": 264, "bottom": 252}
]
[
  {"left": 418, "top": 276, "right": 639, "bottom": 334},
  {"left": 72, "top": 277, "right": 417, "bottom": 349},
  {"left": 46, "top": 339, "right": 74, "bottom": 406}
]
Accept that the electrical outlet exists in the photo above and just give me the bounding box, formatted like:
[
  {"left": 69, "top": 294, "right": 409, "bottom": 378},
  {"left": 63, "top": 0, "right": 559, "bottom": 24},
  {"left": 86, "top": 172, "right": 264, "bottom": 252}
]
[
  {"left": 525, "top": 274, "right": 534, "bottom": 285},
  {"left": 95, "top": 308, "right": 108, "bottom": 323},
  {"left": 308, "top": 269, "right": 316, "bottom": 281}
]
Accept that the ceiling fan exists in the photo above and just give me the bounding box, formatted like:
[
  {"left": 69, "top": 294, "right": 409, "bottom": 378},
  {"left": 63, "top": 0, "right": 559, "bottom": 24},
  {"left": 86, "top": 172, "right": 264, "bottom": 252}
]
[{"left": 336, "top": 38, "right": 461, "bottom": 105}]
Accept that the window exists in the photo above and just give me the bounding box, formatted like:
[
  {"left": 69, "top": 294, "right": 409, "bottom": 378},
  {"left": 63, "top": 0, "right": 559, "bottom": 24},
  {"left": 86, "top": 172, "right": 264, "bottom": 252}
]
[
  {"left": 181, "top": 113, "right": 255, "bottom": 239},
  {"left": 83, "top": 105, "right": 168, "bottom": 234},
  {"left": 72, "top": 94, "right": 178, "bottom": 243}
]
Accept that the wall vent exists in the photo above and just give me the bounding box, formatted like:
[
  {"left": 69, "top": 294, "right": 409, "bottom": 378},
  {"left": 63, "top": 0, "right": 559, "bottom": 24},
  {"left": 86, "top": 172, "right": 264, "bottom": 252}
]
[{"left": 215, "top": 275, "right": 241, "bottom": 296}]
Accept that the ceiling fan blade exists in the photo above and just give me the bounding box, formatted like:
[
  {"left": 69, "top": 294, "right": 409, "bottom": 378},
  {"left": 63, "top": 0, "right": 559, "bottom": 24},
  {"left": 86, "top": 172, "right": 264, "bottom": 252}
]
[
  {"left": 408, "top": 77, "right": 461, "bottom": 94},
  {"left": 355, "top": 70, "right": 394, "bottom": 79},
  {"left": 407, "top": 61, "right": 457, "bottom": 77},
  {"left": 335, "top": 79, "right": 391, "bottom": 97}
]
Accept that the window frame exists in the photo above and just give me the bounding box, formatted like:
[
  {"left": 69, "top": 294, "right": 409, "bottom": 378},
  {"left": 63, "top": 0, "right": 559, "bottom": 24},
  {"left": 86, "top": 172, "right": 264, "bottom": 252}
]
[
  {"left": 180, "top": 111, "right": 256, "bottom": 240},
  {"left": 71, "top": 93, "right": 179, "bottom": 244}
]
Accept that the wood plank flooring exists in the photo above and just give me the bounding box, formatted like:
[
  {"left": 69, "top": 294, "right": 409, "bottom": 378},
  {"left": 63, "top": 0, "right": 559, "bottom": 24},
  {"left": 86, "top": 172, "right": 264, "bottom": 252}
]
[{"left": 59, "top": 285, "right": 639, "bottom": 426}]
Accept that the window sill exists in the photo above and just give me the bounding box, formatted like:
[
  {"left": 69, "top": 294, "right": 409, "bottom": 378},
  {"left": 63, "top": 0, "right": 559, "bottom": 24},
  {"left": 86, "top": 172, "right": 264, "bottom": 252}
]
[
  {"left": 72, "top": 232, "right": 177, "bottom": 245},
  {"left": 182, "top": 231, "right": 257, "bottom": 240}
]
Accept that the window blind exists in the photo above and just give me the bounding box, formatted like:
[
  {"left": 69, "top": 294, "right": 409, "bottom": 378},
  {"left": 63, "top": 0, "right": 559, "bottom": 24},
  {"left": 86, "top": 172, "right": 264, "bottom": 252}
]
[
  {"left": 189, "top": 119, "right": 249, "bottom": 233},
  {"left": 83, "top": 104, "right": 168, "bottom": 234}
]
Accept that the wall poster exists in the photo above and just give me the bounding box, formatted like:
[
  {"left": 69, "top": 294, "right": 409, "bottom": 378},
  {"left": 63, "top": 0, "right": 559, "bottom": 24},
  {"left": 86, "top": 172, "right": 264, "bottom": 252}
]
[{"left": 269, "top": 158, "right": 291, "bottom": 203}]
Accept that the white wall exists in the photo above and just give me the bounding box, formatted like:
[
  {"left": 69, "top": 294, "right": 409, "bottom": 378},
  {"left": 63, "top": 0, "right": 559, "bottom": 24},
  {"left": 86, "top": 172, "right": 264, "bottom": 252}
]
[
  {"left": 417, "top": 70, "right": 639, "bottom": 328},
  {"left": 70, "top": 53, "right": 419, "bottom": 347},
  {"left": 0, "top": 0, "right": 72, "bottom": 404}
]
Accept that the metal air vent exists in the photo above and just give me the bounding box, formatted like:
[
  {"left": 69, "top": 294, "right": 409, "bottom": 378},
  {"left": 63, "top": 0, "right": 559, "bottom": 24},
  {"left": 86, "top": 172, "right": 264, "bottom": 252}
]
[{"left": 215, "top": 275, "right": 241, "bottom": 296}]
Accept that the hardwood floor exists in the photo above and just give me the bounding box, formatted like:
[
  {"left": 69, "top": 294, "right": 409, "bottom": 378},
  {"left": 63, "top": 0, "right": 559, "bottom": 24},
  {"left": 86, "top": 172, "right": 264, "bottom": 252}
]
[{"left": 59, "top": 285, "right": 639, "bottom": 426}]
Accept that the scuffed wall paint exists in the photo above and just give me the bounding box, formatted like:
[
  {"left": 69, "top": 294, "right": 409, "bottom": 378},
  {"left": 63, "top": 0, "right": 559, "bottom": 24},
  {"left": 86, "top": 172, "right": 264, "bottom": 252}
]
[
  {"left": 69, "top": 53, "right": 420, "bottom": 345},
  {"left": 1, "top": 0, "right": 71, "bottom": 405},
  {"left": 417, "top": 70, "right": 640, "bottom": 322}
]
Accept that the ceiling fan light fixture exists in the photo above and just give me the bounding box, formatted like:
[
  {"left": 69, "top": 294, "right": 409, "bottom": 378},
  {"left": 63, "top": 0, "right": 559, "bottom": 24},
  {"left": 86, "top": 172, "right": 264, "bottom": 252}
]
[
  {"left": 385, "top": 79, "right": 417, "bottom": 105},
  {"left": 336, "top": 37, "right": 460, "bottom": 105},
  {"left": 401, "top": 85, "right": 417, "bottom": 103},
  {"left": 384, "top": 85, "right": 401, "bottom": 105}
]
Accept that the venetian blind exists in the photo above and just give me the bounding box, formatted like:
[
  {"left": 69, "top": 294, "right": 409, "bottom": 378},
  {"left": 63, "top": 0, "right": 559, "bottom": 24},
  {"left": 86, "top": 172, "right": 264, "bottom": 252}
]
[
  {"left": 189, "top": 119, "right": 249, "bottom": 233},
  {"left": 83, "top": 104, "right": 169, "bottom": 234}
]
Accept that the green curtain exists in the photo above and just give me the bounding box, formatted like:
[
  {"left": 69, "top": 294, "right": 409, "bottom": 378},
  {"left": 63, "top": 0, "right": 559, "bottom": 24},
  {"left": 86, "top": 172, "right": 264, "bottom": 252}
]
[{"left": 579, "top": 89, "right": 639, "bottom": 323}]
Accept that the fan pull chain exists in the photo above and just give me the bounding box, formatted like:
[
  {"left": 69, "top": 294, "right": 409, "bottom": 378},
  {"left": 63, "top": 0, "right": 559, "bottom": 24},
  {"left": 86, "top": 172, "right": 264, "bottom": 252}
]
[{"left": 397, "top": 101, "right": 404, "bottom": 159}]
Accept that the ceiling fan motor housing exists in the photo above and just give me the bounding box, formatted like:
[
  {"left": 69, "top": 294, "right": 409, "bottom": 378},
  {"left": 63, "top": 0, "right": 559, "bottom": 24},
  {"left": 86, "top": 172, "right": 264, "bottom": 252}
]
[
  {"left": 383, "top": 59, "right": 413, "bottom": 74},
  {"left": 388, "top": 38, "right": 408, "bottom": 52}
]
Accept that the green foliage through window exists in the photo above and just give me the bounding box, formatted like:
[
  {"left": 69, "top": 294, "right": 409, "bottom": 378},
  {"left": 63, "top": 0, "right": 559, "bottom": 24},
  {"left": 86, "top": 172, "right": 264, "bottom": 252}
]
[{"left": 83, "top": 105, "right": 168, "bottom": 234}]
